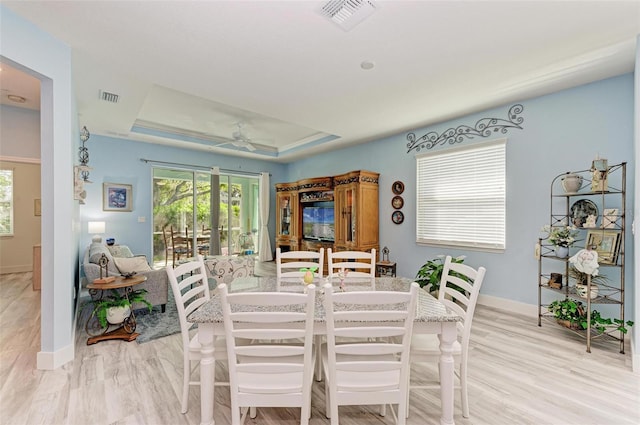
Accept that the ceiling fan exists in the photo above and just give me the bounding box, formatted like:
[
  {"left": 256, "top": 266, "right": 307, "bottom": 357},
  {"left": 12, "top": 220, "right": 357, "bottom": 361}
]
[{"left": 216, "top": 122, "right": 257, "bottom": 151}]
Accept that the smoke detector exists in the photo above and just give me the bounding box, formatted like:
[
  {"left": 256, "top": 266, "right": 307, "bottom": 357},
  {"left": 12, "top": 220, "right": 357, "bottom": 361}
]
[{"left": 319, "top": 0, "right": 379, "bottom": 32}]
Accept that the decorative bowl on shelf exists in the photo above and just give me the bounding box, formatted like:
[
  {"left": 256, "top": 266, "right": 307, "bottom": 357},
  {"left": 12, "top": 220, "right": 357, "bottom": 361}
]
[
  {"left": 561, "top": 173, "right": 583, "bottom": 193},
  {"left": 122, "top": 271, "right": 137, "bottom": 279}
]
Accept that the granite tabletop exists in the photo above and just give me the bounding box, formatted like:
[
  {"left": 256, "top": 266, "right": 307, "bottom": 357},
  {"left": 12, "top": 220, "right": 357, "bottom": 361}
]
[{"left": 188, "top": 276, "right": 460, "bottom": 324}]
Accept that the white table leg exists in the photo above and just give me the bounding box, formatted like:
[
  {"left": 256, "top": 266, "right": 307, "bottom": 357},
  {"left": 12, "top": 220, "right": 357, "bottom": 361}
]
[
  {"left": 439, "top": 322, "right": 456, "bottom": 425},
  {"left": 199, "top": 323, "right": 216, "bottom": 425}
]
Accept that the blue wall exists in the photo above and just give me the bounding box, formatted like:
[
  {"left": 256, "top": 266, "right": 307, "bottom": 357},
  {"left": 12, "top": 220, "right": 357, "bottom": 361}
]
[
  {"left": 80, "top": 75, "right": 634, "bottom": 315},
  {"left": 287, "top": 74, "right": 635, "bottom": 313},
  {"left": 80, "top": 138, "right": 288, "bottom": 260},
  {"left": 1, "top": 5, "right": 78, "bottom": 368}
]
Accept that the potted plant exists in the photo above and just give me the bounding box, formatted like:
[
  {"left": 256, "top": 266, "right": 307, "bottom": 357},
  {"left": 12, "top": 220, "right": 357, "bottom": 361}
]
[
  {"left": 85, "top": 288, "right": 152, "bottom": 329},
  {"left": 547, "top": 299, "right": 634, "bottom": 334},
  {"left": 415, "top": 255, "right": 466, "bottom": 294},
  {"left": 548, "top": 298, "right": 584, "bottom": 329},
  {"left": 541, "top": 224, "right": 579, "bottom": 258}
]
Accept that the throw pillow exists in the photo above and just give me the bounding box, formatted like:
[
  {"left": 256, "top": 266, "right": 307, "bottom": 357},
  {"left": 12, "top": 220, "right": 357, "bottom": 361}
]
[
  {"left": 114, "top": 256, "right": 152, "bottom": 274},
  {"left": 88, "top": 243, "right": 119, "bottom": 275},
  {"left": 108, "top": 245, "right": 134, "bottom": 258}
]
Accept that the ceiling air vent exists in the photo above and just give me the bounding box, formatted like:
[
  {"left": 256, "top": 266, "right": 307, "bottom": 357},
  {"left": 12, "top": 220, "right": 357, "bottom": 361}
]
[
  {"left": 319, "top": 0, "right": 378, "bottom": 32},
  {"left": 99, "top": 90, "right": 119, "bottom": 103}
]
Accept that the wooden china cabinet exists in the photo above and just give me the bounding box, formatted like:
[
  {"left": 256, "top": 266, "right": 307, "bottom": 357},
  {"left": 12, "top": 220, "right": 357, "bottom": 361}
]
[
  {"left": 333, "top": 170, "right": 379, "bottom": 253},
  {"left": 275, "top": 170, "right": 379, "bottom": 273}
]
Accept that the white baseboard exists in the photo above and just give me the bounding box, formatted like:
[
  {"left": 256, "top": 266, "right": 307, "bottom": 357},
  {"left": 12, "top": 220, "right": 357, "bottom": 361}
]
[
  {"left": 478, "top": 294, "right": 639, "bottom": 373},
  {"left": 37, "top": 343, "right": 74, "bottom": 370},
  {"left": 477, "top": 293, "right": 538, "bottom": 318}
]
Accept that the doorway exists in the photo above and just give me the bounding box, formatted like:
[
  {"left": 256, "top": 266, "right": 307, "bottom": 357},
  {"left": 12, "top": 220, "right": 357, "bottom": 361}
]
[{"left": 152, "top": 167, "right": 259, "bottom": 266}]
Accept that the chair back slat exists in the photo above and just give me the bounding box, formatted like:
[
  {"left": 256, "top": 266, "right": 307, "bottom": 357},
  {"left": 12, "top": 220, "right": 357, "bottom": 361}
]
[
  {"left": 322, "top": 281, "right": 418, "bottom": 416},
  {"left": 219, "top": 283, "right": 317, "bottom": 420},
  {"left": 327, "top": 248, "right": 376, "bottom": 280},
  {"left": 276, "top": 248, "right": 324, "bottom": 279},
  {"left": 437, "top": 255, "right": 487, "bottom": 347},
  {"left": 166, "top": 255, "right": 211, "bottom": 349},
  {"left": 408, "top": 255, "right": 487, "bottom": 418}
]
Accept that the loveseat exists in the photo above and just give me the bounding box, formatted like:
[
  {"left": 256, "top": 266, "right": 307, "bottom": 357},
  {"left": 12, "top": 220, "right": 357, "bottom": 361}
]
[
  {"left": 82, "top": 242, "right": 169, "bottom": 312},
  {"left": 203, "top": 255, "right": 255, "bottom": 287}
]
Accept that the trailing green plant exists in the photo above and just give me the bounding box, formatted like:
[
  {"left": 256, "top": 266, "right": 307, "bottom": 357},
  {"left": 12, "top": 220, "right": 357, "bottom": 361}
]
[
  {"left": 547, "top": 299, "right": 634, "bottom": 334},
  {"left": 84, "top": 288, "right": 152, "bottom": 328},
  {"left": 585, "top": 310, "right": 634, "bottom": 334},
  {"left": 415, "top": 255, "right": 466, "bottom": 293}
]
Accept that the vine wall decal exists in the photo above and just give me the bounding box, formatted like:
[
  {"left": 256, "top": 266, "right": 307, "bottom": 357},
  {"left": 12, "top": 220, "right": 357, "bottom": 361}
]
[{"left": 406, "top": 104, "right": 524, "bottom": 154}]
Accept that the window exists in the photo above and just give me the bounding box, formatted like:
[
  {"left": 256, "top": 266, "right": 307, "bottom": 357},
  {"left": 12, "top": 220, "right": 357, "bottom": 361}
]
[
  {"left": 0, "top": 169, "right": 14, "bottom": 236},
  {"left": 152, "top": 168, "right": 259, "bottom": 264},
  {"left": 416, "top": 138, "right": 506, "bottom": 251}
]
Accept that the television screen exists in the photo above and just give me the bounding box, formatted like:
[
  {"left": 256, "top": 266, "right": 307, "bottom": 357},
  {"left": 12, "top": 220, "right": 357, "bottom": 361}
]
[{"left": 302, "top": 203, "right": 335, "bottom": 241}]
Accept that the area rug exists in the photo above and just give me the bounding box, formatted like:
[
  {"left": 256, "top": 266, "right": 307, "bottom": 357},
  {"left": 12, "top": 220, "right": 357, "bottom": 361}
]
[
  {"left": 132, "top": 289, "right": 181, "bottom": 343},
  {"left": 77, "top": 290, "right": 181, "bottom": 344}
]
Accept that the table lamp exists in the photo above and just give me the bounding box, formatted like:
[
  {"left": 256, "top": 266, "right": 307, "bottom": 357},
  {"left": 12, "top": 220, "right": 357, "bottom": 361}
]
[{"left": 88, "top": 221, "right": 106, "bottom": 243}]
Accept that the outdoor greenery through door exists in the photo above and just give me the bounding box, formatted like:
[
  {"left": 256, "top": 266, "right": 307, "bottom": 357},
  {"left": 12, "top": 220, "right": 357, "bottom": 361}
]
[{"left": 152, "top": 168, "right": 259, "bottom": 266}]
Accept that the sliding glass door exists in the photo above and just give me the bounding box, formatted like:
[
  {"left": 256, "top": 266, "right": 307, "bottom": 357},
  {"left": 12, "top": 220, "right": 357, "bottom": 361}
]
[{"left": 152, "top": 168, "right": 259, "bottom": 266}]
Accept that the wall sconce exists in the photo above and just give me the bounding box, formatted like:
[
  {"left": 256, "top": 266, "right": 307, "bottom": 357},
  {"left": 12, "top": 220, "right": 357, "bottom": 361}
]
[
  {"left": 79, "top": 126, "right": 91, "bottom": 181},
  {"left": 88, "top": 221, "right": 106, "bottom": 243}
]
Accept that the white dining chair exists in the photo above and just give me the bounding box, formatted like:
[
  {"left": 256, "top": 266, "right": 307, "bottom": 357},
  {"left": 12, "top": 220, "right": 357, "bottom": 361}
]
[
  {"left": 166, "top": 255, "right": 228, "bottom": 414},
  {"left": 408, "top": 255, "right": 486, "bottom": 418},
  {"left": 321, "top": 281, "right": 419, "bottom": 425},
  {"left": 219, "top": 282, "right": 317, "bottom": 425},
  {"left": 276, "top": 248, "right": 324, "bottom": 280},
  {"left": 327, "top": 248, "right": 376, "bottom": 279}
]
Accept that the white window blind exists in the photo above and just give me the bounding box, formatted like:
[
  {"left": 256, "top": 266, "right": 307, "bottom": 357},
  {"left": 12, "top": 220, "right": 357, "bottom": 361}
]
[{"left": 416, "top": 138, "right": 506, "bottom": 251}]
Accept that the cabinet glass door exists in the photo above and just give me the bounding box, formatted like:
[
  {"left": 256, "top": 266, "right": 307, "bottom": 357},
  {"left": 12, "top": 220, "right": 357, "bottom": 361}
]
[
  {"left": 337, "top": 185, "right": 356, "bottom": 245},
  {"left": 279, "top": 194, "right": 292, "bottom": 237}
]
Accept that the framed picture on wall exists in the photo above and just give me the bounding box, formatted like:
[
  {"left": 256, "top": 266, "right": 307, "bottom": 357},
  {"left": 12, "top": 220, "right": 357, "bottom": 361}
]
[
  {"left": 103, "top": 183, "right": 132, "bottom": 212},
  {"left": 586, "top": 230, "right": 621, "bottom": 265}
]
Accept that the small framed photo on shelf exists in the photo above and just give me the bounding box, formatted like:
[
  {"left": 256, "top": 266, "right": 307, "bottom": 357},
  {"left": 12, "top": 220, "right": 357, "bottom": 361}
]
[
  {"left": 103, "top": 183, "right": 133, "bottom": 212},
  {"left": 586, "top": 230, "right": 621, "bottom": 265},
  {"left": 602, "top": 208, "right": 619, "bottom": 229}
]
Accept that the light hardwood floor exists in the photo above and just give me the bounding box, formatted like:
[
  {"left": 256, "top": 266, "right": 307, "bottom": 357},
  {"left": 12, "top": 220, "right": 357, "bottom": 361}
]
[{"left": 1, "top": 267, "right": 638, "bottom": 425}]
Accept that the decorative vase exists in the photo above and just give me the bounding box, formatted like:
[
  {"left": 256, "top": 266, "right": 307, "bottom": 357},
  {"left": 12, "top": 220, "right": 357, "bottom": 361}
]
[
  {"left": 575, "top": 283, "right": 599, "bottom": 299},
  {"left": 554, "top": 246, "right": 569, "bottom": 258},
  {"left": 561, "top": 173, "right": 583, "bottom": 193},
  {"left": 106, "top": 305, "right": 131, "bottom": 325}
]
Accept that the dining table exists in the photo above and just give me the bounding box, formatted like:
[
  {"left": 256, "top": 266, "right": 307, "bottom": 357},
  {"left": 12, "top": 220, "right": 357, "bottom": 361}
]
[{"left": 187, "top": 275, "right": 462, "bottom": 425}]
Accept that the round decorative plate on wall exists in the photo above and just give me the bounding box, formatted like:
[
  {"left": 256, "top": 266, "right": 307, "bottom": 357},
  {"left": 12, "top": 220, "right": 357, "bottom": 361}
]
[
  {"left": 392, "top": 195, "right": 404, "bottom": 209},
  {"left": 392, "top": 210, "right": 404, "bottom": 224},
  {"left": 392, "top": 181, "right": 405, "bottom": 195}
]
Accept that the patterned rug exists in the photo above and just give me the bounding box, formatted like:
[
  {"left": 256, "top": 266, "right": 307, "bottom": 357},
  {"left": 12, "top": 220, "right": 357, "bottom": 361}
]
[
  {"left": 77, "top": 290, "right": 181, "bottom": 344},
  {"left": 133, "top": 288, "right": 181, "bottom": 343}
]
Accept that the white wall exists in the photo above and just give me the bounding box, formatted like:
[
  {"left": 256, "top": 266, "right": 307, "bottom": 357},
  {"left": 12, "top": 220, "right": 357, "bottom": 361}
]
[
  {"left": 633, "top": 34, "right": 639, "bottom": 372},
  {"left": 1, "top": 6, "right": 77, "bottom": 369}
]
